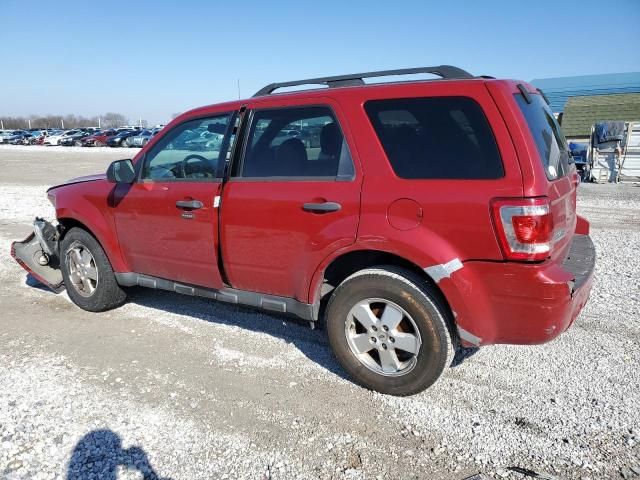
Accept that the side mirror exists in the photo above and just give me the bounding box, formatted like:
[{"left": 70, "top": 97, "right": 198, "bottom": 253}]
[{"left": 106, "top": 159, "right": 135, "bottom": 184}]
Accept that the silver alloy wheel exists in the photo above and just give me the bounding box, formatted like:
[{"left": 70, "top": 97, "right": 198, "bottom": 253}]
[
  {"left": 345, "top": 298, "right": 422, "bottom": 376},
  {"left": 66, "top": 244, "right": 98, "bottom": 297}
]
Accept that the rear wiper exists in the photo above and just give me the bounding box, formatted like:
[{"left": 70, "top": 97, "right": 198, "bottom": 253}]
[{"left": 537, "top": 88, "right": 551, "bottom": 105}]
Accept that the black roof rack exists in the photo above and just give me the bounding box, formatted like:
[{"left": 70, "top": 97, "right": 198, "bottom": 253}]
[{"left": 253, "top": 65, "right": 474, "bottom": 97}]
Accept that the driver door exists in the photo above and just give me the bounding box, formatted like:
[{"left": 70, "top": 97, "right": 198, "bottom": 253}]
[{"left": 111, "top": 113, "right": 233, "bottom": 289}]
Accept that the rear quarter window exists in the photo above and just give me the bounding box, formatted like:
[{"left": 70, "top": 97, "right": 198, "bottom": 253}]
[
  {"left": 515, "top": 93, "right": 571, "bottom": 180},
  {"left": 364, "top": 97, "right": 504, "bottom": 179}
]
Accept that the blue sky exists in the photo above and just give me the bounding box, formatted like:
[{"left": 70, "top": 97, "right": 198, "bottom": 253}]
[{"left": 2, "top": 0, "right": 639, "bottom": 124}]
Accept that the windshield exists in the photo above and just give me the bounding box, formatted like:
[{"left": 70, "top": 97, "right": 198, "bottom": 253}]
[{"left": 515, "top": 93, "right": 570, "bottom": 180}]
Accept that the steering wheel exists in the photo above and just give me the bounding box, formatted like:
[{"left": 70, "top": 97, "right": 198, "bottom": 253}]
[
  {"left": 149, "top": 165, "right": 176, "bottom": 179},
  {"left": 180, "top": 154, "right": 216, "bottom": 178}
]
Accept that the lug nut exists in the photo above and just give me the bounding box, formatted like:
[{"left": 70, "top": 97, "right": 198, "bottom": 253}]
[
  {"left": 382, "top": 343, "right": 388, "bottom": 350},
  {"left": 371, "top": 326, "right": 378, "bottom": 332},
  {"left": 383, "top": 325, "right": 389, "bottom": 332},
  {"left": 390, "top": 337, "right": 395, "bottom": 343},
  {"left": 371, "top": 337, "right": 377, "bottom": 343}
]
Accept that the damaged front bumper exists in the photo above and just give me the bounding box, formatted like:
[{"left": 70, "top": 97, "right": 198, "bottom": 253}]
[{"left": 11, "top": 218, "right": 64, "bottom": 293}]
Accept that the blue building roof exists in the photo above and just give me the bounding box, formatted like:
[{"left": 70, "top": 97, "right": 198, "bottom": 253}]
[{"left": 531, "top": 72, "right": 640, "bottom": 113}]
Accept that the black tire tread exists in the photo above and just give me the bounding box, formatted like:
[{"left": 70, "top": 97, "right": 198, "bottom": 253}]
[
  {"left": 60, "top": 227, "right": 126, "bottom": 312},
  {"left": 325, "top": 265, "right": 453, "bottom": 396}
]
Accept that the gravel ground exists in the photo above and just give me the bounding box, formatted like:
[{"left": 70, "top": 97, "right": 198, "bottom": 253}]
[{"left": 0, "top": 145, "right": 639, "bottom": 480}]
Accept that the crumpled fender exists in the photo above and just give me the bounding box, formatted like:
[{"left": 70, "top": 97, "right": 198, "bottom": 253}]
[{"left": 53, "top": 182, "right": 129, "bottom": 272}]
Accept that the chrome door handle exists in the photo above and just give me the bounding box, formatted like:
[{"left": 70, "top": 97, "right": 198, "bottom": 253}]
[
  {"left": 302, "top": 201, "right": 342, "bottom": 213},
  {"left": 176, "top": 199, "right": 203, "bottom": 210}
]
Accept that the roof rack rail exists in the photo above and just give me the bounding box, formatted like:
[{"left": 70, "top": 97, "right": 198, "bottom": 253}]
[{"left": 253, "top": 65, "right": 474, "bottom": 97}]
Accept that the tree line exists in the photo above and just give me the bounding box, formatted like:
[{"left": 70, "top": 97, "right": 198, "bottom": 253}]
[{"left": 0, "top": 113, "right": 133, "bottom": 130}]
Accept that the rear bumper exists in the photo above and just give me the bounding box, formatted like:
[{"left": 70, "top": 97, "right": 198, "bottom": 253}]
[{"left": 444, "top": 234, "right": 596, "bottom": 346}]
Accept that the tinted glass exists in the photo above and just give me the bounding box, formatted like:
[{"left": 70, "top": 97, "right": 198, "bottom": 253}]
[
  {"left": 364, "top": 97, "right": 503, "bottom": 179},
  {"left": 241, "top": 106, "right": 353, "bottom": 179},
  {"left": 515, "top": 93, "right": 570, "bottom": 180},
  {"left": 141, "top": 115, "right": 231, "bottom": 180}
]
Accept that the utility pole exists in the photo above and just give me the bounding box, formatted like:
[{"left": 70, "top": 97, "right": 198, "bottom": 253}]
[
  {"left": 61, "top": 118, "right": 64, "bottom": 129},
  {"left": 1, "top": 120, "right": 3, "bottom": 130},
  {"left": 237, "top": 78, "right": 241, "bottom": 99},
  {"left": 98, "top": 117, "right": 101, "bottom": 129}
]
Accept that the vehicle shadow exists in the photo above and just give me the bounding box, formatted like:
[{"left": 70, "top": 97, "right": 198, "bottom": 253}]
[
  {"left": 125, "top": 287, "right": 476, "bottom": 376},
  {"left": 67, "top": 429, "right": 170, "bottom": 480},
  {"left": 23, "top": 275, "right": 477, "bottom": 378},
  {"left": 125, "top": 286, "right": 352, "bottom": 381}
]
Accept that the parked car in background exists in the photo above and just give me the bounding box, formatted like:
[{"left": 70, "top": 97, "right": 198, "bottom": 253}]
[
  {"left": 60, "top": 131, "right": 92, "bottom": 146},
  {"left": 169, "top": 125, "right": 225, "bottom": 151},
  {"left": 124, "top": 129, "right": 159, "bottom": 148},
  {"left": 8, "top": 132, "right": 34, "bottom": 145},
  {"left": 23, "top": 130, "right": 49, "bottom": 145},
  {"left": 106, "top": 130, "right": 138, "bottom": 147},
  {"left": 29, "top": 131, "right": 49, "bottom": 145},
  {"left": 0, "top": 130, "right": 29, "bottom": 144},
  {"left": 18, "top": 131, "right": 45, "bottom": 145},
  {"left": 45, "top": 130, "right": 79, "bottom": 146},
  {"left": 4, "top": 130, "right": 31, "bottom": 145},
  {"left": 81, "top": 129, "right": 117, "bottom": 147}
]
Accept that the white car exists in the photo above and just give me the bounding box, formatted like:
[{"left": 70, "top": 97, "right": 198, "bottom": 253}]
[{"left": 44, "top": 129, "right": 80, "bottom": 146}]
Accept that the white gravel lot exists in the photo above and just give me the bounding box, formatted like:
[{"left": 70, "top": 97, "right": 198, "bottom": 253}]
[{"left": 0, "top": 145, "right": 639, "bottom": 480}]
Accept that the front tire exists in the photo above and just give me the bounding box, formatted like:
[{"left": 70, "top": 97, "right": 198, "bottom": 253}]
[
  {"left": 60, "top": 228, "right": 126, "bottom": 312},
  {"left": 325, "top": 266, "right": 453, "bottom": 396}
]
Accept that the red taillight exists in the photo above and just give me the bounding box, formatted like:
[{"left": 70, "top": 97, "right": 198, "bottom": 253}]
[{"left": 491, "top": 197, "right": 554, "bottom": 261}]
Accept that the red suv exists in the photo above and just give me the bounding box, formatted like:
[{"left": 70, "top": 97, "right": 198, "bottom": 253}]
[{"left": 12, "top": 66, "right": 595, "bottom": 396}]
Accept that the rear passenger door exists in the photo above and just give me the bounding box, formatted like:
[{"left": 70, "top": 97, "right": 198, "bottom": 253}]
[{"left": 220, "top": 99, "right": 361, "bottom": 302}]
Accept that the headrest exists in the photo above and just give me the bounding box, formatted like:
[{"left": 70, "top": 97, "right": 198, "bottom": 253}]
[{"left": 320, "top": 122, "right": 341, "bottom": 157}]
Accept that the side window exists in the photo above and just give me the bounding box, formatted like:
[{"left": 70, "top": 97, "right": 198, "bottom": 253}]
[
  {"left": 240, "top": 106, "right": 354, "bottom": 179},
  {"left": 141, "top": 114, "right": 231, "bottom": 181},
  {"left": 364, "top": 97, "right": 504, "bottom": 179}
]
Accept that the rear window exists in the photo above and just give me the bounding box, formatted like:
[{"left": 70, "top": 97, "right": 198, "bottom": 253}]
[
  {"left": 364, "top": 97, "right": 503, "bottom": 179},
  {"left": 515, "top": 93, "right": 570, "bottom": 180}
]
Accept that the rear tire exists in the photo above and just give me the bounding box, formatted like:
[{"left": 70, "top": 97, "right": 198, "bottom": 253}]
[
  {"left": 325, "top": 266, "right": 453, "bottom": 396},
  {"left": 60, "top": 228, "right": 126, "bottom": 312}
]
